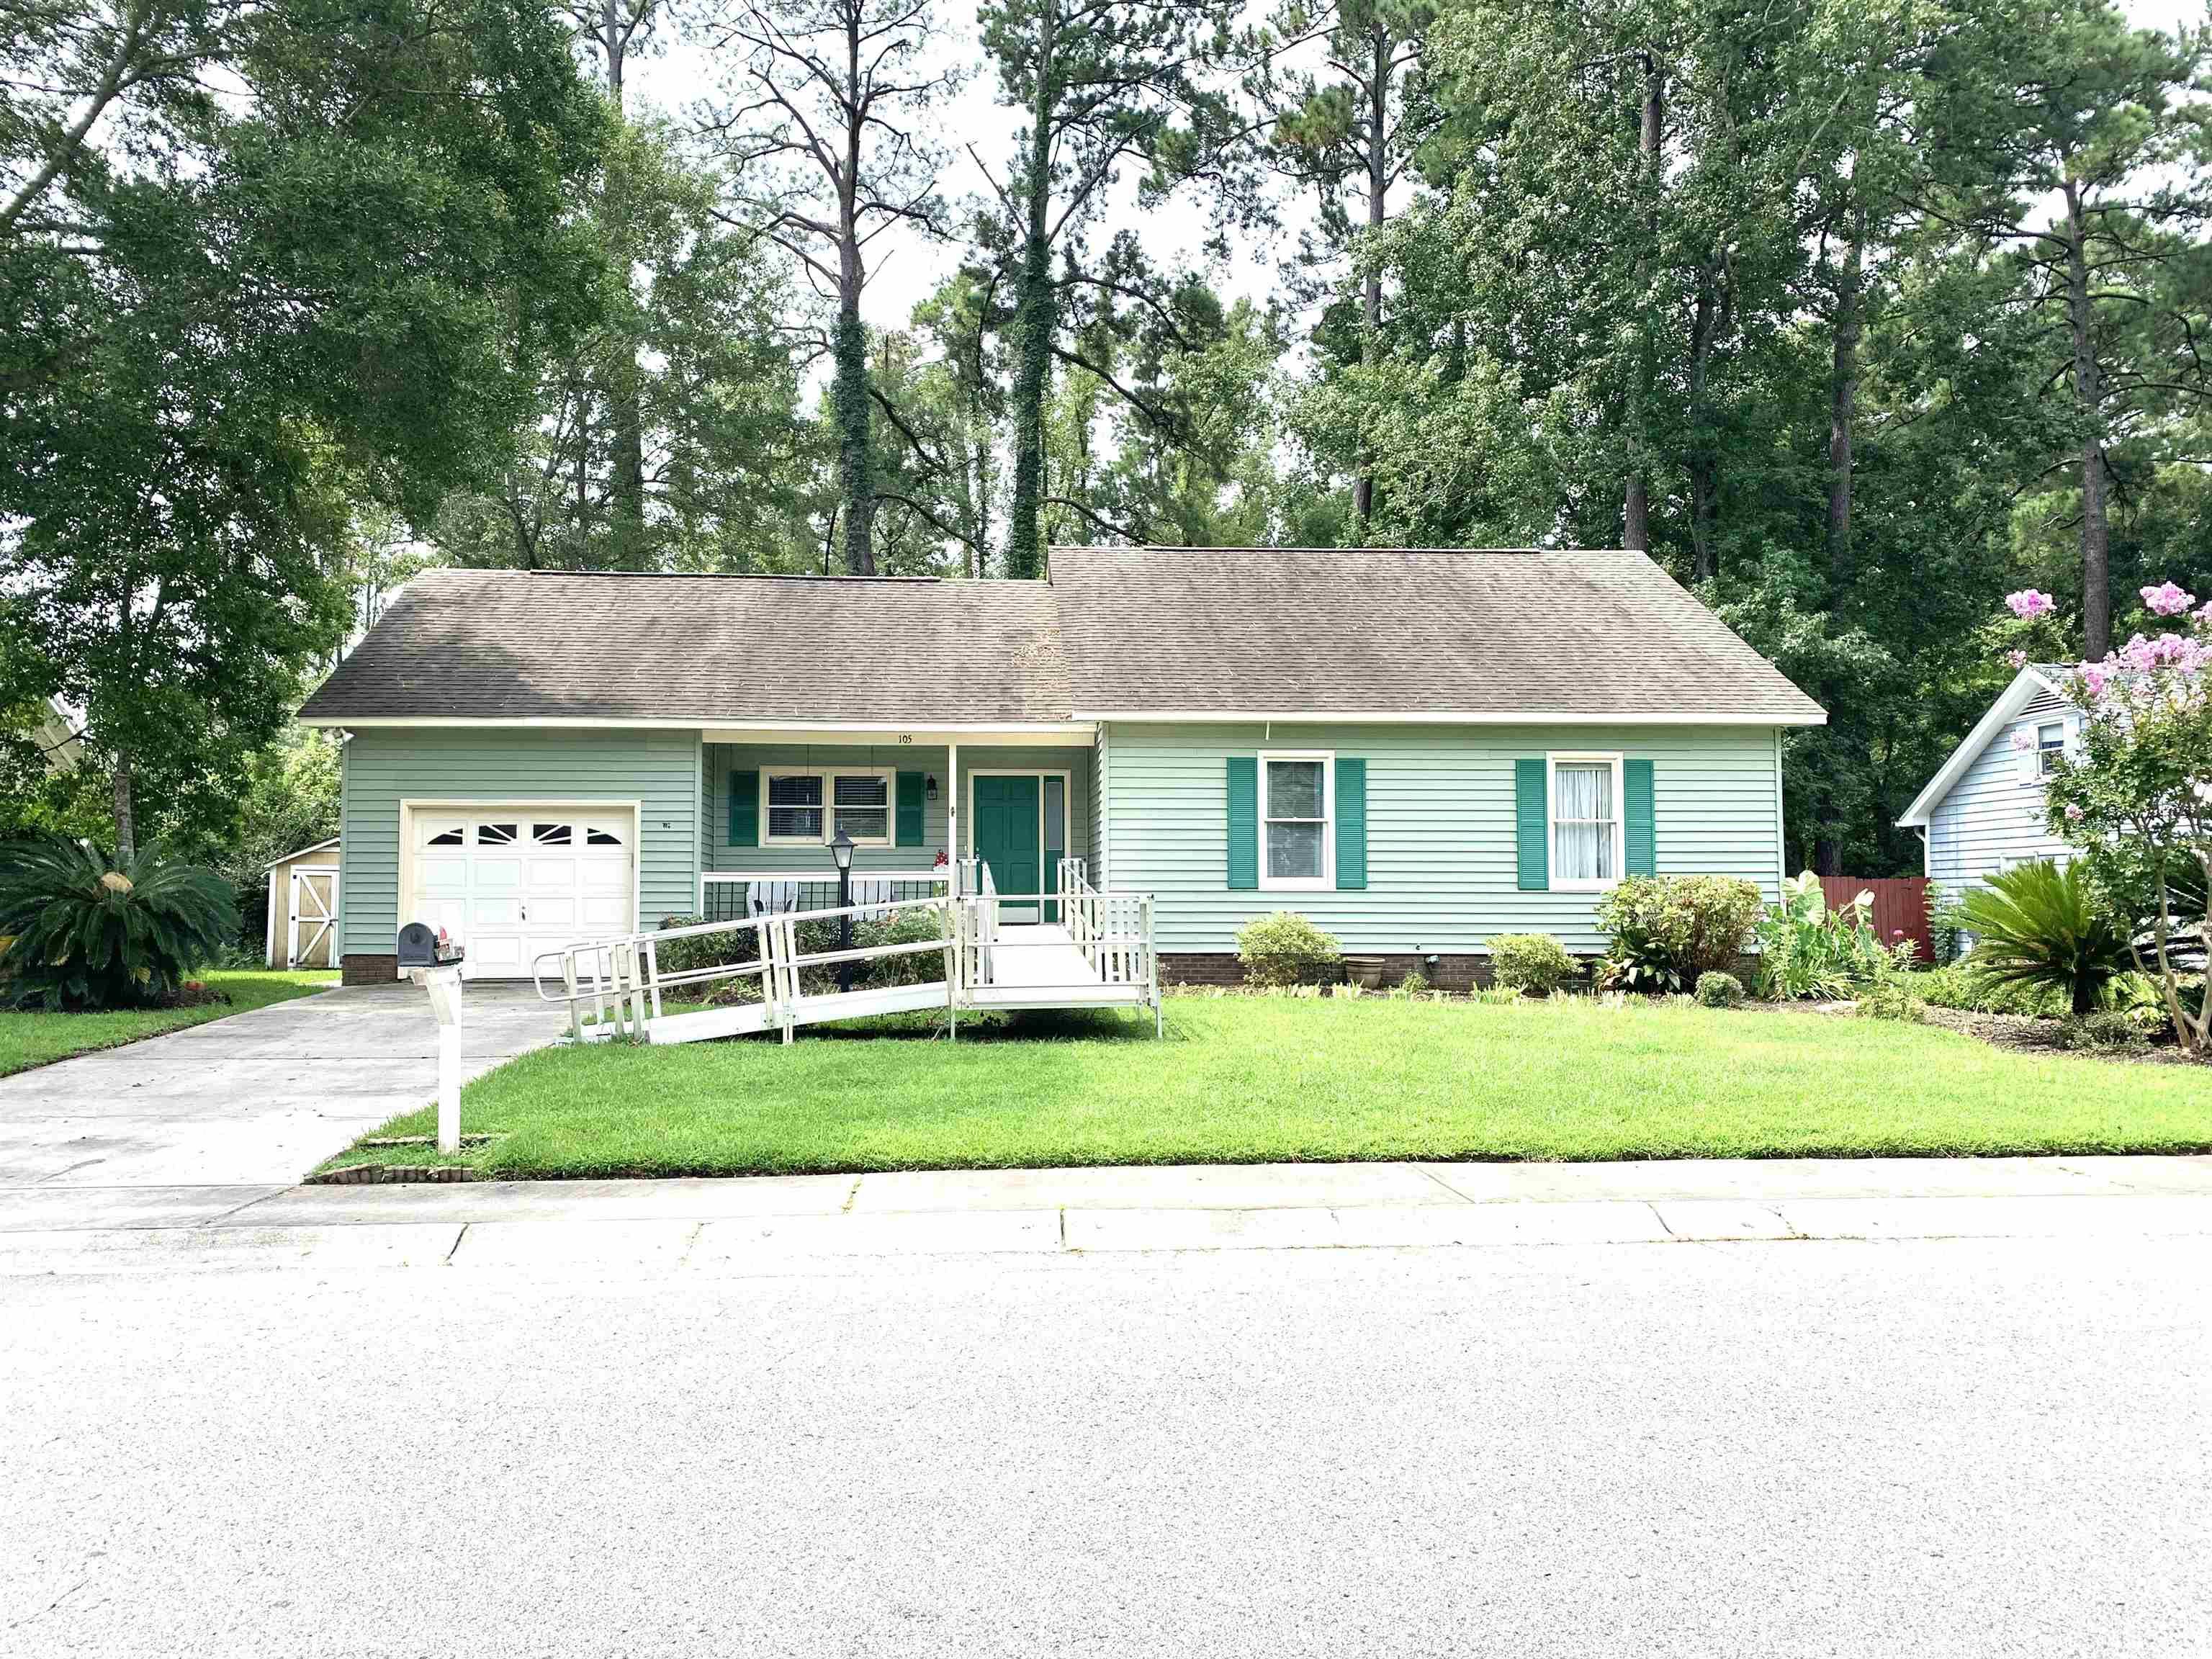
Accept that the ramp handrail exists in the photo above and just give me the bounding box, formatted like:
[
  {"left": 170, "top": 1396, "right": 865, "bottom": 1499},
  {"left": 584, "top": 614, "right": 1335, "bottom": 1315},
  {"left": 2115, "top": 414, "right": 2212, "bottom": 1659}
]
[{"left": 531, "top": 894, "right": 955, "bottom": 1043}]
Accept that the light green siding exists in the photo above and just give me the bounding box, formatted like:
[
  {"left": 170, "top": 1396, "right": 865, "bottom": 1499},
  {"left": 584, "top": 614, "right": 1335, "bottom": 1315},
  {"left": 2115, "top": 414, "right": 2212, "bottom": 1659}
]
[
  {"left": 1100, "top": 722, "right": 1786, "bottom": 955},
  {"left": 702, "top": 744, "right": 1090, "bottom": 878},
  {"left": 338, "top": 727, "right": 702, "bottom": 957}
]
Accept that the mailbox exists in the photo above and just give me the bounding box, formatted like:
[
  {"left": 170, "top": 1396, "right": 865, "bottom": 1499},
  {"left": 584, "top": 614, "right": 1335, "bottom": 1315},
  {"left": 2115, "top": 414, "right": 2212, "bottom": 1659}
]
[
  {"left": 399, "top": 922, "right": 466, "bottom": 1153},
  {"left": 397, "top": 922, "right": 462, "bottom": 971}
]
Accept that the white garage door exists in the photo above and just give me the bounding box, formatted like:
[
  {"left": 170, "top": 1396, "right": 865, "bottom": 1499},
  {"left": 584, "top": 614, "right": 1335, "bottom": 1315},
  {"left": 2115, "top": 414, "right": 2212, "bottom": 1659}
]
[{"left": 409, "top": 809, "right": 635, "bottom": 979}]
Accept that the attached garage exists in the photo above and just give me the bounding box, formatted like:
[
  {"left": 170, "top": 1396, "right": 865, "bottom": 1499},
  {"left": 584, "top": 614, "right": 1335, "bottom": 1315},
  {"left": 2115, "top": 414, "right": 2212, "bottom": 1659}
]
[{"left": 403, "top": 803, "right": 639, "bottom": 980}]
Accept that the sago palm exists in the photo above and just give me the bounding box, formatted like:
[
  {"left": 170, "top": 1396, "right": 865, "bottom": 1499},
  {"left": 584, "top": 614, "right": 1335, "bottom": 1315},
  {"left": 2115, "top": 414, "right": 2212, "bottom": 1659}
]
[
  {"left": 0, "top": 835, "right": 238, "bottom": 1010},
  {"left": 1957, "top": 859, "right": 2129, "bottom": 1017}
]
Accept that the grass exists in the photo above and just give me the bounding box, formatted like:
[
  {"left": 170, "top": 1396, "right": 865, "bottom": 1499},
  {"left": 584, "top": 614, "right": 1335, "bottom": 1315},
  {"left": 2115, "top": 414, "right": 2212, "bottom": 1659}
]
[
  {"left": 320, "top": 993, "right": 2212, "bottom": 1179},
  {"left": 0, "top": 968, "right": 339, "bottom": 1077}
]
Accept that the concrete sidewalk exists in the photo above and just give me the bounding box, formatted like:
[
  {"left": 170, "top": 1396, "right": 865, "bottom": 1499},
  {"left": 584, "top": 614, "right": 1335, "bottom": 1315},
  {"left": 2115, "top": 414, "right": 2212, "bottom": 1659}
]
[{"left": 2, "top": 1154, "right": 2208, "bottom": 1274}]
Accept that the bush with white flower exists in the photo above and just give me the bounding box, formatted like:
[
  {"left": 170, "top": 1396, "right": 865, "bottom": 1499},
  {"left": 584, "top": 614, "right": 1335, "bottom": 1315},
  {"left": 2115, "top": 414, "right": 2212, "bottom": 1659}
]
[{"left": 2005, "top": 581, "right": 2211, "bottom": 1056}]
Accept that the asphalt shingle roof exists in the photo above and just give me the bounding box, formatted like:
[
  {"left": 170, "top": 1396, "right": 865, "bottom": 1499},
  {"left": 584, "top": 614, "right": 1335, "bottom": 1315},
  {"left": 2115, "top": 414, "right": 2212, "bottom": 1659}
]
[
  {"left": 298, "top": 570, "right": 1070, "bottom": 725},
  {"left": 299, "top": 550, "right": 1825, "bottom": 727},
  {"left": 1048, "top": 546, "right": 1825, "bottom": 723}
]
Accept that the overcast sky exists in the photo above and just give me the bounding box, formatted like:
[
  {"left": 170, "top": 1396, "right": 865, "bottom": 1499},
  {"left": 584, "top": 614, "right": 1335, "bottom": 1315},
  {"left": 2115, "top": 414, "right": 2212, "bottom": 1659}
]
[{"left": 628, "top": 0, "right": 2208, "bottom": 341}]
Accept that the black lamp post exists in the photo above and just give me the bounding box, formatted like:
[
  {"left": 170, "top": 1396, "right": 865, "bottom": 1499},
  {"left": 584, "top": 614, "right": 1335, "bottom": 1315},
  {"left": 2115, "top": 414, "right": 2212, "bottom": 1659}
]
[{"left": 830, "top": 829, "right": 855, "bottom": 992}]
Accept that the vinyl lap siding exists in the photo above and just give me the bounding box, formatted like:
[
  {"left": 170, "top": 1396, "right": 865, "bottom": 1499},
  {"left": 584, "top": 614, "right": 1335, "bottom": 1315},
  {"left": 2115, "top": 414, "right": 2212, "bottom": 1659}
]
[
  {"left": 338, "top": 727, "right": 701, "bottom": 957},
  {"left": 1925, "top": 714, "right": 2072, "bottom": 894},
  {"left": 1104, "top": 723, "right": 1786, "bottom": 956}
]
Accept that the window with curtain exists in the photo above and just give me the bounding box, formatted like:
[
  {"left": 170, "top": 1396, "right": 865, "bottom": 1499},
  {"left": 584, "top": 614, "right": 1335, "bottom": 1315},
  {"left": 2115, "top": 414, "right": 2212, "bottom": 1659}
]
[
  {"left": 1262, "top": 754, "right": 1331, "bottom": 886},
  {"left": 1552, "top": 758, "right": 1617, "bottom": 884}
]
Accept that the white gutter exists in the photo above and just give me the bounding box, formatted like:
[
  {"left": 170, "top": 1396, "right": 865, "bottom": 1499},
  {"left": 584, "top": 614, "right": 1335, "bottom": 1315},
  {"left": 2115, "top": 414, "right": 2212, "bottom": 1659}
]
[{"left": 1069, "top": 709, "right": 1828, "bottom": 727}]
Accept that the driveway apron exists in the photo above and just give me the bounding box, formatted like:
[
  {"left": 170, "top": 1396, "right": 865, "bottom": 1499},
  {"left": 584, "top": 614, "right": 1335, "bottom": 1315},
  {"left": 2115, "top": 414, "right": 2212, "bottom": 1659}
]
[{"left": 0, "top": 984, "right": 571, "bottom": 1200}]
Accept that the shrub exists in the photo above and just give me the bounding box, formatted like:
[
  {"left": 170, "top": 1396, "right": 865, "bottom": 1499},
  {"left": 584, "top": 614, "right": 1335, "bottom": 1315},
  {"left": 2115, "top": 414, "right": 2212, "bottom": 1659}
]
[
  {"left": 653, "top": 914, "right": 761, "bottom": 986},
  {"left": 1956, "top": 859, "right": 2130, "bottom": 1017},
  {"left": 1235, "top": 911, "right": 1344, "bottom": 987},
  {"left": 1694, "top": 971, "right": 1744, "bottom": 1008},
  {"left": 1856, "top": 978, "right": 1927, "bottom": 1022},
  {"left": 1753, "top": 871, "right": 1895, "bottom": 999},
  {"left": 1596, "top": 873, "right": 1763, "bottom": 994},
  {"left": 0, "top": 836, "right": 238, "bottom": 1010},
  {"left": 1916, "top": 962, "right": 2065, "bottom": 1017},
  {"left": 1488, "top": 933, "right": 1578, "bottom": 996},
  {"left": 1387, "top": 970, "right": 1431, "bottom": 1000},
  {"left": 2056, "top": 1010, "right": 2149, "bottom": 1054}
]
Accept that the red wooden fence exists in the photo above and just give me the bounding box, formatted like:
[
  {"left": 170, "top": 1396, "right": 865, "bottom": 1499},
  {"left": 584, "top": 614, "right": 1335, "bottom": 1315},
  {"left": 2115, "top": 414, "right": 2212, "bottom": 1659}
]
[{"left": 1821, "top": 876, "right": 1933, "bottom": 963}]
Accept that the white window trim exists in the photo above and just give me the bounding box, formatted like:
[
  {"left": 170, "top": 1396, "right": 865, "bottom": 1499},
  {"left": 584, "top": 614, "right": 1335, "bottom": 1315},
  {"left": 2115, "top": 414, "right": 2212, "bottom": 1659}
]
[
  {"left": 757, "top": 766, "right": 896, "bottom": 848},
  {"left": 2035, "top": 721, "right": 2065, "bottom": 778},
  {"left": 1258, "top": 750, "right": 1334, "bottom": 892},
  {"left": 1547, "top": 752, "right": 1625, "bottom": 893}
]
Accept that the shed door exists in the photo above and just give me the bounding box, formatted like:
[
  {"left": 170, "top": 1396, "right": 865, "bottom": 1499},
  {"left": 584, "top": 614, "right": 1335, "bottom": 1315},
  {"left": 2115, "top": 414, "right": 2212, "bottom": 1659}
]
[
  {"left": 410, "top": 809, "right": 634, "bottom": 979},
  {"left": 288, "top": 866, "right": 338, "bottom": 968}
]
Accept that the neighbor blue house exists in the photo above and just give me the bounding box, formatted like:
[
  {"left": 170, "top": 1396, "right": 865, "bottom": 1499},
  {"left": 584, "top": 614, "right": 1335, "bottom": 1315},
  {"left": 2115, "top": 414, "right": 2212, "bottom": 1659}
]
[
  {"left": 297, "top": 546, "right": 1825, "bottom": 986},
  {"left": 1897, "top": 664, "right": 2082, "bottom": 900}
]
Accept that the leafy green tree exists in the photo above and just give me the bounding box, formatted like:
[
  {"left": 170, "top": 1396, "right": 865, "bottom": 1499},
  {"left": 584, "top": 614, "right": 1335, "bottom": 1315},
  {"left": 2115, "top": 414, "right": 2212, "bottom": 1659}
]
[
  {"left": 1241, "top": 0, "right": 1437, "bottom": 531},
  {"left": 431, "top": 121, "right": 816, "bottom": 572},
  {"left": 699, "top": 0, "right": 954, "bottom": 575},
  {"left": 976, "top": 0, "right": 1240, "bottom": 575},
  {"left": 1930, "top": 1, "right": 2212, "bottom": 659},
  {"left": 1, "top": 0, "right": 607, "bottom": 858}
]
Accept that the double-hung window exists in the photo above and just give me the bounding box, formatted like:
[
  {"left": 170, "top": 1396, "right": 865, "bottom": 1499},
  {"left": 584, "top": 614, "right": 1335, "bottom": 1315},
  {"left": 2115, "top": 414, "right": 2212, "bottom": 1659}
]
[
  {"left": 1549, "top": 754, "right": 1622, "bottom": 889},
  {"left": 2036, "top": 721, "right": 2065, "bottom": 777},
  {"left": 759, "top": 768, "right": 892, "bottom": 847},
  {"left": 1259, "top": 752, "right": 1333, "bottom": 890}
]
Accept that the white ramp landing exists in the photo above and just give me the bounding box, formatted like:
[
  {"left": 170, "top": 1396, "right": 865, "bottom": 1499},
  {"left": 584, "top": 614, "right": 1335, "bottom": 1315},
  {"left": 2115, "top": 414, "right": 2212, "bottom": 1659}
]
[{"left": 971, "top": 924, "right": 1149, "bottom": 1010}]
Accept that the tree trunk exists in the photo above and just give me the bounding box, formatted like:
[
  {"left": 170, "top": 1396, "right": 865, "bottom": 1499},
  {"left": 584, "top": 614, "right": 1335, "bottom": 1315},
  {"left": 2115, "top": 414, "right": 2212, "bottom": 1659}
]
[
  {"left": 2063, "top": 178, "right": 2110, "bottom": 660},
  {"left": 112, "top": 755, "right": 135, "bottom": 866},
  {"left": 1012, "top": 13, "right": 1061, "bottom": 579},
  {"left": 1687, "top": 257, "right": 1722, "bottom": 583},
  {"left": 1005, "top": 9, "right": 1057, "bottom": 580},
  {"left": 832, "top": 261, "right": 875, "bottom": 575},
  {"left": 601, "top": 0, "right": 649, "bottom": 568},
  {"left": 1352, "top": 24, "right": 1388, "bottom": 534},
  {"left": 1826, "top": 202, "right": 1863, "bottom": 594},
  {"left": 1623, "top": 53, "right": 1663, "bottom": 551}
]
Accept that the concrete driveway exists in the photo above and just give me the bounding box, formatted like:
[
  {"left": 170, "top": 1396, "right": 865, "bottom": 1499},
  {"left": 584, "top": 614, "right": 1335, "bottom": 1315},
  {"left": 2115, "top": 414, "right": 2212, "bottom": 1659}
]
[{"left": 0, "top": 984, "right": 572, "bottom": 1191}]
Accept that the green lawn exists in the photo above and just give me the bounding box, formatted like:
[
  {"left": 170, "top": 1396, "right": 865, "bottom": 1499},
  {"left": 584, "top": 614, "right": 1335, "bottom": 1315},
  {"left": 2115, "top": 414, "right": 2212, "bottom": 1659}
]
[
  {"left": 321, "top": 994, "right": 2212, "bottom": 1179},
  {"left": 0, "top": 969, "right": 339, "bottom": 1077}
]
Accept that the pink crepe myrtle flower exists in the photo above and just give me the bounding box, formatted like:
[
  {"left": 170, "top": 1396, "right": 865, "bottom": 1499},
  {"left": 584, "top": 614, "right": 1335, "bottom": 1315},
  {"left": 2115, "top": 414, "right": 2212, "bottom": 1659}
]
[
  {"left": 2141, "top": 582, "right": 2196, "bottom": 617},
  {"left": 2195, "top": 601, "right": 2212, "bottom": 627},
  {"left": 2010, "top": 727, "right": 2034, "bottom": 750},
  {"left": 2064, "top": 802, "right": 2085, "bottom": 822},
  {"left": 2005, "top": 589, "right": 2056, "bottom": 620},
  {"left": 2006, "top": 649, "right": 2028, "bottom": 670},
  {"left": 2077, "top": 662, "right": 2114, "bottom": 700}
]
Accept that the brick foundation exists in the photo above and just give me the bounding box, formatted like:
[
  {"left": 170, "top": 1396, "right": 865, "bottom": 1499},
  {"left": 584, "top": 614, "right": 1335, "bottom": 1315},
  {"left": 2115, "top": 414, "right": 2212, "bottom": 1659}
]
[
  {"left": 341, "top": 954, "right": 397, "bottom": 986},
  {"left": 1161, "top": 953, "right": 1501, "bottom": 992}
]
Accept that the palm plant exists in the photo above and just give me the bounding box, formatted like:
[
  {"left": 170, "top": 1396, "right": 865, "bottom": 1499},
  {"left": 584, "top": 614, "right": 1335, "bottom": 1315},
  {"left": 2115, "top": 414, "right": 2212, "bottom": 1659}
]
[
  {"left": 0, "top": 836, "right": 238, "bottom": 1010},
  {"left": 1956, "top": 859, "right": 2129, "bottom": 1017}
]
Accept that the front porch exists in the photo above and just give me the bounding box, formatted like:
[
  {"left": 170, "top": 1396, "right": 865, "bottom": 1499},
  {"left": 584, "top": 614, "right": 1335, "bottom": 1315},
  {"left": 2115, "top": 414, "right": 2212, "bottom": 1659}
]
[{"left": 696, "top": 737, "right": 1095, "bottom": 926}]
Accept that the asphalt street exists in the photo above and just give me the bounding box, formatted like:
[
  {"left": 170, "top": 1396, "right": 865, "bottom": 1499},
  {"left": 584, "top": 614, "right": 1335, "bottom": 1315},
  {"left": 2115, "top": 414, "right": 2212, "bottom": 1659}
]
[{"left": 4, "top": 1228, "right": 2206, "bottom": 1658}]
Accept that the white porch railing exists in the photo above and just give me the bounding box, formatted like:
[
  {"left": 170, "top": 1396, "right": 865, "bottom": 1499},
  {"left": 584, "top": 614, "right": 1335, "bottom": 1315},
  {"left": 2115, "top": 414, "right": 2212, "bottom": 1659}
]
[
  {"left": 698, "top": 868, "right": 949, "bottom": 922},
  {"left": 532, "top": 862, "right": 1161, "bottom": 1044}
]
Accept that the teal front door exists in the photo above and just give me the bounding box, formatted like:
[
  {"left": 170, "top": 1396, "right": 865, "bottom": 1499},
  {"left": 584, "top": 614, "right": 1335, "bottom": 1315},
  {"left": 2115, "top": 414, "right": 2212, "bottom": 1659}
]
[{"left": 974, "top": 774, "right": 1042, "bottom": 920}]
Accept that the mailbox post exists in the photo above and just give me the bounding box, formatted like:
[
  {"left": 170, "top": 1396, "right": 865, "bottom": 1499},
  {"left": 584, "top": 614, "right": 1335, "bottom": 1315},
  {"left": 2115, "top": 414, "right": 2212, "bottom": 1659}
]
[{"left": 397, "top": 924, "right": 466, "bottom": 1154}]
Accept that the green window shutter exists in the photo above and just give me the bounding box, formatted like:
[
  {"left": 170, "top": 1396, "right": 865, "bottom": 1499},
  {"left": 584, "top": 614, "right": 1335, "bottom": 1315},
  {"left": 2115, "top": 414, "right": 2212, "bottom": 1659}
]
[
  {"left": 1226, "top": 756, "right": 1258, "bottom": 890},
  {"left": 1624, "top": 758, "right": 1655, "bottom": 876},
  {"left": 1514, "top": 758, "right": 1548, "bottom": 891},
  {"left": 1335, "top": 758, "right": 1367, "bottom": 889},
  {"left": 895, "top": 770, "right": 925, "bottom": 848},
  {"left": 728, "top": 767, "right": 758, "bottom": 848}
]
